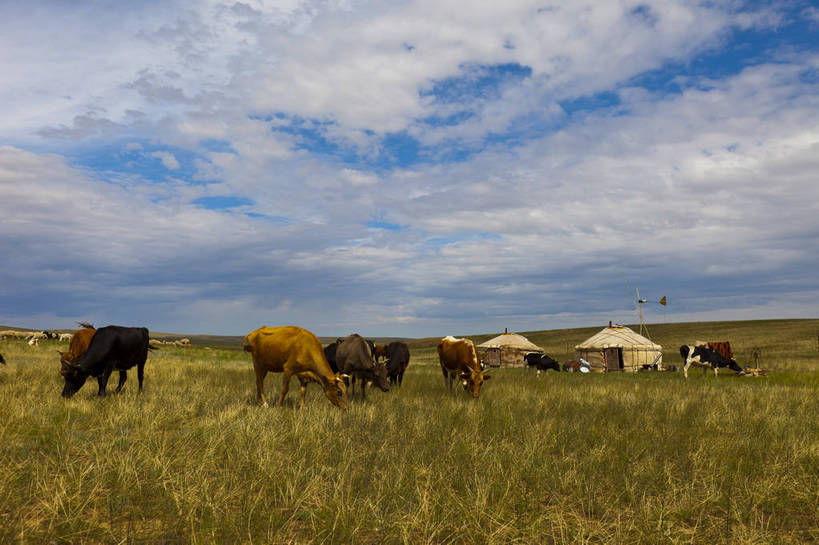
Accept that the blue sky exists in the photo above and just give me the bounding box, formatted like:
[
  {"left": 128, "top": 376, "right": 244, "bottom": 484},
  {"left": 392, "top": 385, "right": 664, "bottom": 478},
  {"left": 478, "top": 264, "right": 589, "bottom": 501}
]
[{"left": 1, "top": 1, "right": 818, "bottom": 337}]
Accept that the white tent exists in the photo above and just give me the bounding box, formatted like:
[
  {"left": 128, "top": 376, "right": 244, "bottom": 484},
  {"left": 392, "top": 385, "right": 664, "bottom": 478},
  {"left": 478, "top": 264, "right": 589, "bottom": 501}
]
[
  {"left": 575, "top": 325, "right": 662, "bottom": 372},
  {"left": 477, "top": 333, "right": 543, "bottom": 368}
]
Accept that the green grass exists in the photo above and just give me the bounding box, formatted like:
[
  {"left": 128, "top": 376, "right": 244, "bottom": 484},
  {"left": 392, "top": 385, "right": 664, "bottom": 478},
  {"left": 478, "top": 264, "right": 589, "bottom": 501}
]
[{"left": 1, "top": 319, "right": 818, "bottom": 544}]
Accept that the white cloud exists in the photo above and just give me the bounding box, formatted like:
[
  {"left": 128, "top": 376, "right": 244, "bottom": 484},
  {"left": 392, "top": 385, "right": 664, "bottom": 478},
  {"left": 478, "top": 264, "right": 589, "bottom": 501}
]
[
  {"left": 150, "top": 151, "right": 181, "bottom": 170},
  {"left": 0, "top": 2, "right": 817, "bottom": 336}
]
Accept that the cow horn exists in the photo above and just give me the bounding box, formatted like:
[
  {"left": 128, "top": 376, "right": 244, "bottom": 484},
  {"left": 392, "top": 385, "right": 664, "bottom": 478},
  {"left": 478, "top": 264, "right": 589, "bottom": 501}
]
[{"left": 339, "top": 374, "right": 351, "bottom": 380}]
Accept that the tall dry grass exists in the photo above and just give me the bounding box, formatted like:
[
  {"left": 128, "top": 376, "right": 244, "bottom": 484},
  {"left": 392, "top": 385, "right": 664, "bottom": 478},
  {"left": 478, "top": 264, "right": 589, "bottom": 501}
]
[{"left": 0, "top": 319, "right": 817, "bottom": 544}]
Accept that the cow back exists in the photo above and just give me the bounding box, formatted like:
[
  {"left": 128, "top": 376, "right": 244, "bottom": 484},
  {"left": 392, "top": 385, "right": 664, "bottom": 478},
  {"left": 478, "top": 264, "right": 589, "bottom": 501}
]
[
  {"left": 437, "top": 337, "right": 479, "bottom": 373},
  {"left": 244, "top": 326, "right": 333, "bottom": 377},
  {"left": 65, "top": 325, "right": 96, "bottom": 363},
  {"left": 335, "top": 334, "right": 374, "bottom": 373}
]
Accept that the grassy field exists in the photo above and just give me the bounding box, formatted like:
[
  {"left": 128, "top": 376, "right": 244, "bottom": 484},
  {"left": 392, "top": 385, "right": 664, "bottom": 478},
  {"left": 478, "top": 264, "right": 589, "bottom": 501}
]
[{"left": 0, "top": 319, "right": 817, "bottom": 544}]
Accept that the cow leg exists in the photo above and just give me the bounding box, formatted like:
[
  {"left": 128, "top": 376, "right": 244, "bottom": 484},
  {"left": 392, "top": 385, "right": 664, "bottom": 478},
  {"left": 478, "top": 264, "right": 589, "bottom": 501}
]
[
  {"left": 714, "top": 366, "right": 719, "bottom": 377},
  {"left": 276, "top": 372, "right": 292, "bottom": 407},
  {"left": 298, "top": 377, "right": 308, "bottom": 409},
  {"left": 361, "top": 377, "right": 367, "bottom": 399},
  {"left": 137, "top": 361, "right": 145, "bottom": 393},
  {"left": 115, "top": 370, "right": 127, "bottom": 393},
  {"left": 255, "top": 365, "right": 268, "bottom": 407},
  {"left": 97, "top": 370, "right": 112, "bottom": 397},
  {"left": 683, "top": 362, "right": 689, "bottom": 379},
  {"left": 398, "top": 371, "right": 404, "bottom": 386}
]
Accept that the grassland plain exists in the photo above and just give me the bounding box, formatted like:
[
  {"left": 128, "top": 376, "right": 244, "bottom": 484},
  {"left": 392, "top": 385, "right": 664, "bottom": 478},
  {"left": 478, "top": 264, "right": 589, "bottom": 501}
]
[{"left": 0, "top": 319, "right": 817, "bottom": 544}]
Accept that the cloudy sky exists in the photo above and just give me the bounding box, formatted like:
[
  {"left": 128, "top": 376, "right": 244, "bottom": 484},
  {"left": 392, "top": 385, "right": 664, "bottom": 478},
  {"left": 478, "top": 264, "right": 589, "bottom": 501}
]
[{"left": 1, "top": 1, "right": 817, "bottom": 337}]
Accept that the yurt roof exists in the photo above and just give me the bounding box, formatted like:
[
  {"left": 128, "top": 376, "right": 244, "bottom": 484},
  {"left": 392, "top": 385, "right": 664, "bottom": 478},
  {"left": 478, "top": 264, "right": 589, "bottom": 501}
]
[
  {"left": 477, "top": 333, "right": 543, "bottom": 351},
  {"left": 575, "top": 326, "right": 661, "bottom": 350}
]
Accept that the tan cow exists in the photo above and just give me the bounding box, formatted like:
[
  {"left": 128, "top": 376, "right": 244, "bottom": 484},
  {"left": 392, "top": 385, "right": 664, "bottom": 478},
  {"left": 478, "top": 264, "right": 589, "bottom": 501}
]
[
  {"left": 438, "top": 336, "right": 491, "bottom": 398},
  {"left": 58, "top": 322, "right": 96, "bottom": 366},
  {"left": 242, "top": 326, "right": 348, "bottom": 409}
]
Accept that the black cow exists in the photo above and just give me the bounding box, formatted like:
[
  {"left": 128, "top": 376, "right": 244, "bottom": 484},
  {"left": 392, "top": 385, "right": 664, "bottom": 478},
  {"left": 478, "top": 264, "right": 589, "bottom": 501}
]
[
  {"left": 382, "top": 341, "right": 411, "bottom": 386},
  {"left": 60, "top": 326, "right": 154, "bottom": 398},
  {"left": 679, "top": 345, "right": 742, "bottom": 379},
  {"left": 336, "top": 334, "right": 389, "bottom": 398},
  {"left": 323, "top": 340, "right": 340, "bottom": 373},
  {"left": 525, "top": 352, "right": 560, "bottom": 373},
  {"left": 42, "top": 330, "right": 59, "bottom": 340}
]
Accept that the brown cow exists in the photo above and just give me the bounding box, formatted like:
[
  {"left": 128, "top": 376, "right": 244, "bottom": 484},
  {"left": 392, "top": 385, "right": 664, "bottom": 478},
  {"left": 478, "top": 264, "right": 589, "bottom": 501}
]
[
  {"left": 58, "top": 322, "right": 96, "bottom": 366},
  {"left": 437, "top": 336, "right": 490, "bottom": 398},
  {"left": 242, "top": 325, "right": 348, "bottom": 409}
]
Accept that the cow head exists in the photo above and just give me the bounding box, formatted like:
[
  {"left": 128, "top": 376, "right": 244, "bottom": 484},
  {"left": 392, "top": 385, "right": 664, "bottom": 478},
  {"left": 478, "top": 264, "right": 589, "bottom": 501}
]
[
  {"left": 726, "top": 359, "right": 743, "bottom": 374},
  {"left": 58, "top": 350, "right": 75, "bottom": 367},
  {"left": 373, "top": 362, "right": 390, "bottom": 392},
  {"left": 460, "top": 369, "right": 491, "bottom": 397},
  {"left": 60, "top": 361, "right": 89, "bottom": 398},
  {"left": 373, "top": 344, "right": 389, "bottom": 362},
  {"left": 323, "top": 375, "right": 349, "bottom": 409}
]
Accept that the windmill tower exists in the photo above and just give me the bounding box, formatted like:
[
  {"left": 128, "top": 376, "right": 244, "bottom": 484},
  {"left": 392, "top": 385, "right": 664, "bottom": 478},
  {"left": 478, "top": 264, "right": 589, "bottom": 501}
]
[{"left": 635, "top": 288, "right": 666, "bottom": 339}]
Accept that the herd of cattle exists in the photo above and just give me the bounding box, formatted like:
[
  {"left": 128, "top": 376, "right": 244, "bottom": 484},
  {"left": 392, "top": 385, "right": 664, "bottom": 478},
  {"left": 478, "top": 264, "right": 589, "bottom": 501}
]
[{"left": 0, "top": 323, "right": 751, "bottom": 408}]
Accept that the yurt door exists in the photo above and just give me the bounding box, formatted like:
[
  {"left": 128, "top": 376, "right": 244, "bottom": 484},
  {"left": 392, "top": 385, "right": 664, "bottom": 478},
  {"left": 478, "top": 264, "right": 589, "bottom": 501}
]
[
  {"left": 485, "top": 348, "right": 501, "bottom": 367},
  {"left": 604, "top": 348, "right": 623, "bottom": 371}
]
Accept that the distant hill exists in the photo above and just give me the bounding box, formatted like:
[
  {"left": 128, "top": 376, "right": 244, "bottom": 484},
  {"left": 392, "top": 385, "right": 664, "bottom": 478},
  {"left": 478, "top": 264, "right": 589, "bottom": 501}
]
[{"left": 4, "top": 320, "right": 818, "bottom": 370}]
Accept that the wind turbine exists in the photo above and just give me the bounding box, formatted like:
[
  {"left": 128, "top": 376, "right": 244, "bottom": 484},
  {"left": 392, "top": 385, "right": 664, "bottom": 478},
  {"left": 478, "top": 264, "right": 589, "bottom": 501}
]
[{"left": 635, "top": 288, "right": 667, "bottom": 338}]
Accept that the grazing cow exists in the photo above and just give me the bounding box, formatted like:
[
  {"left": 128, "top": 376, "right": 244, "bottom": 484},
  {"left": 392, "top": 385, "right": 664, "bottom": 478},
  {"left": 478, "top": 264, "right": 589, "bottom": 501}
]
[
  {"left": 58, "top": 333, "right": 73, "bottom": 342},
  {"left": 42, "top": 330, "right": 59, "bottom": 340},
  {"left": 59, "top": 322, "right": 96, "bottom": 367},
  {"left": 438, "top": 336, "right": 491, "bottom": 397},
  {"left": 28, "top": 337, "right": 39, "bottom": 346},
  {"left": 525, "top": 352, "right": 560, "bottom": 373},
  {"left": 336, "top": 334, "right": 389, "bottom": 398},
  {"left": 60, "top": 326, "right": 153, "bottom": 398},
  {"left": 243, "top": 326, "right": 348, "bottom": 409},
  {"left": 679, "top": 345, "right": 743, "bottom": 379},
  {"left": 382, "top": 341, "right": 411, "bottom": 386}
]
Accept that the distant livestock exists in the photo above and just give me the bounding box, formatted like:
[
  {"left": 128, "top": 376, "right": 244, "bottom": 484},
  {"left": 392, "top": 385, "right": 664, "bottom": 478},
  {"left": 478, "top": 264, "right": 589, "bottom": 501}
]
[
  {"left": 381, "top": 341, "right": 411, "bottom": 386},
  {"left": 59, "top": 333, "right": 73, "bottom": 342},
  {"left": 243, "top": 326, "right": 348, "bottom": 409},
  {"left": 335, "top": 334, "right": 389, "bottom": 398},
  {"left": 59, "top": 322, "right": 96, "bottom": 367},
  {"left": 524, "top": 352, "right": 560, "bottom": 373},
  {"left": 680, "top": 345, "right": 742, "bottom": 379},
  {"left": 438, "top": 336, "right": 491, "bottom": 397},
  {"left": 61, "top": 326, "right": 153, "bottom": 398},
  {"left": 28, "top": 337, "right": 39, "bottom": 346}
]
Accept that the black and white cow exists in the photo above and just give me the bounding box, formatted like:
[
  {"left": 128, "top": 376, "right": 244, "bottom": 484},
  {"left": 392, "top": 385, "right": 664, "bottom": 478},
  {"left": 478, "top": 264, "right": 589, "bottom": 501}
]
[
  {"left": 525, "top": 352, "right": 561, "bottom": 374},
  {"left": 679, "top": 345, "right": 742, "bottom": 379}
]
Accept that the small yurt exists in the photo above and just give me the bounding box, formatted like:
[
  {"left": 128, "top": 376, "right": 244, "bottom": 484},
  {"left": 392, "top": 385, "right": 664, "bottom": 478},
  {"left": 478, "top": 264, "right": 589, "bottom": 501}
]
[
  {"left": 574, "top": 324, "right": 662, "bottom": 372},
  {"left": 477, "top": 331, "right": 543, "bottom": 368}
]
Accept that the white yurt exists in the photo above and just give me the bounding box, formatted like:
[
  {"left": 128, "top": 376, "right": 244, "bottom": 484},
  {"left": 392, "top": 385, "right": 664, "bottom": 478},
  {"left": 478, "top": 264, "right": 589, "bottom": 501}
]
[
  {"left": 574, "top": 324, "right": 662, "bottom": 372},
  {"left": 477, "top": 331, "right": 543, "bottom": 368}
]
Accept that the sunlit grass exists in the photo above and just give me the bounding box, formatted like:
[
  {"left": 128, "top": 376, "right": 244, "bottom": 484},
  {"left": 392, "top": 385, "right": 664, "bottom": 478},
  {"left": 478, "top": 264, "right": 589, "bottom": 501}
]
[{"left": 1, "top": 319, "right": 818, "bottom": 544}]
